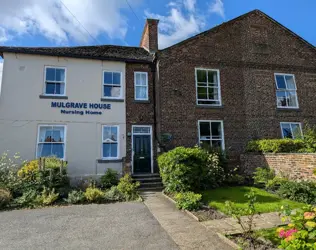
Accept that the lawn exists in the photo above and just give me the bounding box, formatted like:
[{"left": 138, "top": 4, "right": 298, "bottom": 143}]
[{"left": 202, "top": 186, "right": 305, "bottom": 215}]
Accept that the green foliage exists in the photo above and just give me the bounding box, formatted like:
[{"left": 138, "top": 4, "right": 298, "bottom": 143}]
[
  {"left": 100, "top": 169, "right": 119, "bottom": 189},
  {"left": 300, "top": 123, "right": 316, "bottom": 153},
  {"left": 84, "top": 187, "right": 105, "bottom": 203},
  {"left": 36, "top": 188, "right": 59, "bottom": 206},
  {"left": 104, "top": 186, "right": 125, "bottom": 202},
  {"left": 246, "top": 139, "right": 305, "bottom": 153},
  {"left": 117, "top": 174, "right": 140, "bottom": 201},
  {"left": 0, "top": 188, "right": 12, "bottom": 209},
  {"left": 278, "top": 181, "right": 316, "bottom": 204},
  {"left": 174, "top": 192, "right": 202, "bottom": 211},
  {"left": 265, "top": 177, "right": 288, "bottom": 191},
  {"left": 13, "top": 189, "right": 38, "bottom": 208},
  {"left": 277, "top": 205, "right": 316, "bottom": 249},
  {"left": 158, "top": 146, "right": 224, "bottom": 192},
  {"left": 253, "top": 167, "right": 275, "bottom": 187},
  {"left": 64, "top": 190, "right": 85, "bottom": 204}
]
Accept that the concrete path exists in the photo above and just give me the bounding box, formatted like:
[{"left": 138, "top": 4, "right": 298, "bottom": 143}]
[
  {"left": 142, "top": 191, "right": 233, "bottom": 250},
  {"left": 202, "top": 212, "right": 284, "bottom": 234},
  {"left": 0, "top": 202, "right": 179, "bottom": 250}
]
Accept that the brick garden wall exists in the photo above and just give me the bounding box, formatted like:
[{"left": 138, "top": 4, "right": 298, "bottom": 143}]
[{"left": 240, "top": 153, "right": 316, "bottom": 181}]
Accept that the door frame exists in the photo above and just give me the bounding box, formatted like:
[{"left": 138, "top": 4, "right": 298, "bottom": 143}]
[{"left": 131, "top": 125, "right": 153, "bottom": 174}]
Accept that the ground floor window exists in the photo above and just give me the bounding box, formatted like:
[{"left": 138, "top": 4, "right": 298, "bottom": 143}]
[
  {"left": 36, "top": 125, "right": 66, "bottom": 159},
  {"left": 102, "top": 125, "right": 119, "bottom": 159},
  {"left": 280, "top": 122, "right": 302, "bottom": 139},
  {"left": 198, "top": 120, "right": 225, "bottom": 150}
]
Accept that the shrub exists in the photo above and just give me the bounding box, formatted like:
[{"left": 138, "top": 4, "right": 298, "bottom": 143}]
[
  {"left": 253, "top": 167, "right": 275, "bottom": 187},
  {"left": 84, "top": 187, "right": 105, "bottom": 203},
  {"left": 14, "top": 189, "right": 38, "bottom": 208},
  {"left": 277, "top": 205, "right": 316, "bottom": 249},
  {"left": 0, "top": 188, "right": 12, "bottom": 209},
  {"left": 104, "top": 186, "right": 125, "bottom": 202},
  {"left": 64, "top": 190, "right": 85, "bottom": 204},
  {"left": 100, "top": 169, "right": 119, "bottom": 189},
  {"left": 246, "top": 139, "right": 305, "bottom": 153},
  {"left": 278, "top": 181, "right": 316, "bottom": 204},
  {"left": 300, "top": 123, "right": 316, "bottom": 153},
  {"left": 158, "top": 146, "right": 224, "bottom": 192},
  {"left": 36, "top": 188, "right": 59, "bottom": 206},
  {"left": 265, "top": 177, "right": 288, "bottom": 192},
  {"left": 174, "top": 192, "right": 202, "bottom": 211},
  {"left": 117, "top": 174, "right": 140, "bottom": 201}
]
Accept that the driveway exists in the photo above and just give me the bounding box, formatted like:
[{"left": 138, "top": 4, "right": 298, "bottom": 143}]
[{"left": 0, "top": 202, "right": 179, "bottom": 250}]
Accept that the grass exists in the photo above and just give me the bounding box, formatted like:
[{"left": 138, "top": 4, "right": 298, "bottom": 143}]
[{"left": 202, "top": 186, "right": 305, "bottom": 215}]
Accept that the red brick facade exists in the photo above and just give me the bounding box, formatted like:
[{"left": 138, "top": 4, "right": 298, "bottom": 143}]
[{"left": 240, "top": 153, "right": 316, "bottom": 181}]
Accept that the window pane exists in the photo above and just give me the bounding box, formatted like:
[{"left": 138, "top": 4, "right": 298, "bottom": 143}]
[
  {"left": 198, "top": 100, "right": 220, "bottom": 105},
  {"left": 133, "top": 127, "right": 150, "bottom": 134},
  {"left": 211, "top": 122, "right": 222, "bottom": 138},
  {"left": 287, "top": 91, "right": 297, "bottom": 107},
  {"left": 197, "top": 87, "right": 207, "bottom": 99},
  {"left": 104, "top": 86, "right": 120, "bottom": 97},
  {"left": 52, "top": 144, "right": 64, "bottom": 158},
  {"left": 37, "top": 143, "right": 64, "bottom": 158},
  {"left": 136, "top": 86, "right": 148, "bottom": 99},
  {"left": 276, "top": 75, "right": 286, "bottom": 89},
  {"left": 211, "top": 140, "right": 222, "bottom": 148},
  {"left": 208, "top": 71, "right": 217, "bottom": 84},
  {"left": 281, "top": 124, "right": 292, "bottom": 138},
  {"left": 104, "top": 72, "right": 112, "bottom": 84},
  {"left": 291, "top": 124, "right": 302, "bottom": 139},
  {"left": 208, "top": 87, "right": 219, "bottom": 100},
  {"left": 55, "top": 69, "right": 65, "bottom": 81},
  {"left": 111, "top": 127, "right": 118, "bottom": 141},
  {"left": 46, "top": 82, "right": 55, "bottom": 94},
  {"left": 140, "top": 73, "right": 147, "bottom": 86},
  {"left": 135, "top": 73, "right": 141, "bottom": 85},
  {"left": 55, "top": 83, "right": 61, "bottom": 95},
  {"left": 110, "top": 143, "right": 118, "bottom": 157},
  {"left": 113, "top": 73, "right": 121, "bottom": 85},
  {"left": 46, "top": 68, "right": 55, "bottom": 81},
  {"left": 285, "top": 75, "right": 296, "bottom": 89},
  {"left": 103, "top": 126, "right": 118, "bottom": 142},
  {"left": 103, "top": 143, "right": 118, "bottom": 158},
  {"left": 277, "top": 91, "right": 287, "bottom": 107},
  {"left": 197, "top": 70, "right": 207, "bottom": 82},
  {"left": 199, "top": 122, "right": 210, "bottom": 139}
]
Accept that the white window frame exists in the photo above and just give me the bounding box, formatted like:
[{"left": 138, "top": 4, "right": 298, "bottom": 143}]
[
  {"left": 131, "top": 125, "right": 153, "bottom": 174},
  {"left": 102, "top": 125, "right": 120, "bottom": 160},
  {"left": 275, "top": 73, "right": 299, "bottom": 109},
  {"left": 195, "top": 68, "right": 222, "bottom": 106},
  {"left": 43, "top": 66, "right": 67, "bottom": 96},
  {"left": 134, "top": 72, "right": 149, "bottom": 101},
  {"left": 36, "top": 124, "right": 67, "bottom": 160},
  {"left": 102, "top": 71, "right": 123, "bottom": 99},
  {"left": 280, "top": 122, "right": 303, "bottom": 139},
  {"left": 198, "top": 120, "right": 225, "bottom": 150}
]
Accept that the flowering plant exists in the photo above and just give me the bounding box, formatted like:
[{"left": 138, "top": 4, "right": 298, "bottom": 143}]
[{"left": 276, "top": 205, "right": 316, "bottom": 249}]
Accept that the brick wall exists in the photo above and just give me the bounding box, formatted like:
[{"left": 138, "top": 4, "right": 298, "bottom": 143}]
[{"left": 240, "top": 153, "right": 316, "bottom": 181}]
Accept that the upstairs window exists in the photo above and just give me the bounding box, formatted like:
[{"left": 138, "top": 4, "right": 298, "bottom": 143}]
[
  {"left": 134, "top": 72, "right": 148, "bottom": 101},
  {"left": 198, "top": 120, "right": 225, "bottom": 150},
  {"left": 196, "top": 69, "right": 221, "bottom": 106},
  {"left": 36, "top": 125, "right": 66, "bottom": 160},
  {"left": 102, "top": 125, "right": 119, "bottom": 159},
  {"left": 45, "top": 67, "right": 66, "bottom": 96},
  {"left": 280, "top": 122, "right": 302, "bottom": 139},
  {"left": 275, "top": 74, "right": 298, "bottom": 108},
  {"left": 103, "top": 71, "right": 122, "bottom": 99}
]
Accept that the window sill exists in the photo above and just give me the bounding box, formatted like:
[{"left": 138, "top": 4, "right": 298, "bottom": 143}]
[
  {"left": 196, "top": 105, "right": 224, "bottom": 109},
  {"left": 276, "top": 108, "right": 300, "bottom": 112},
  {"left": 133, "top": 100, "right": 150, "bottom": 104},
  {"left": 100, "top": 98, "right": 124, "bottom": 102},
  {"left": 97, "top": 159, "right": 123, "bottom": 163},
  {"left": 39, "top": 95, "right": 68, "bottom": 100}
]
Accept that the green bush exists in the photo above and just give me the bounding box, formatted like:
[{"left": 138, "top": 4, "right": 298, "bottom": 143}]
[
  {"left": 246, "top": 139, "right": 305, "bottom": 153},
  {"left": 300, "top": 123, "right": 316, "bottom": 153},
  {"left": 14, "top": 189, "right": 38, "bottom": 208},
  {"left": 253, "top": 167, "right": 275, "bottom": 187},
  {"left": 100, "top": 169, "right": 119, "bottom": 189},
  {"left": 84, "top": 187, "right": 105, "bottom": 203},
  {"left": 174, "top": 192, "right": 202, "bottom": 211},
  {"left": 158, "top": 146, "right": 224, "bottom": 192},
  {"left": 278, "top": 181, "right": 316, "bottom": 204},
  {"left": 36, "top": 188, "right": 59, "bottom": 206},
  {"left": 64, "top": 190, "right": 86, "bottom": 204},
  {"left": 0, "top": 188, "right": 12, "bottom": 209},
  {"left": 265, "top": 177, "right": 288, "bottom": 191},
  {"left": 117, "top": 174, "right": 140, "bottom": 201},
  {"left": 104, "top": 186, "right": 125, "bottom": 202}
]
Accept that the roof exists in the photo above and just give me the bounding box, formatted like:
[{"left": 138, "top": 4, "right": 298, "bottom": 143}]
[
  {"left": 160, "top": 9, "right": 316, "bottom": 52},
  {"left": 0, "top": 45, "right": 154, "bottom": 63}
]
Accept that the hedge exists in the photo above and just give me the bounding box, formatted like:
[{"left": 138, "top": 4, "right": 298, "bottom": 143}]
[{"left": 246, "top": 139, "right": 305, "bottom": 153}]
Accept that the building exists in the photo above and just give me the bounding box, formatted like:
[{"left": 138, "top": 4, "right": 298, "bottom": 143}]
[{"left": 0, "top": 10, "right": 316, "bottom": 178}]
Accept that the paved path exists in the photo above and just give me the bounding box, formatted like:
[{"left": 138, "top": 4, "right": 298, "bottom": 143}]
[
  {"left": 0, "top": 202, "right": 179, "bottom": 250},
  {"left": 202, "top": 212, "right": 284, "bottom": 234},
  {"left": 142, "top": 191, "right": 233, "bottom": 250}
]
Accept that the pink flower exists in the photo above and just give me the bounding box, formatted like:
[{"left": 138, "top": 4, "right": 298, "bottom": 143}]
[
  {"left": 278, "top": 229, "right": 286, "bottom": 238},
  {"left": 285, "top": 229, "right": 298, "bottom": 238}
]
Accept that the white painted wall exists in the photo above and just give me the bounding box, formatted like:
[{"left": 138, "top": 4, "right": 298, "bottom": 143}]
[{"left": 0, "top": 53, "right": 126, "bottom": 178}]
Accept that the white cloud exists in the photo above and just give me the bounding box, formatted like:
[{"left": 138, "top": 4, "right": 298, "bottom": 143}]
[
  {"left": 0, "top": 0, "right": 138, "bottom": 45},
  {"left": 145, "top": 0, "right": 205, "bottom": 49},
  {"left": 0, "top": 60, "right": 3, "bottom": 90},
  {"left": 209, "top": 0, "right": 225, "bottom": 19}
]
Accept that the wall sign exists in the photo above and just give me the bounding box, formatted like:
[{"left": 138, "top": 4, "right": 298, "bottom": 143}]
[{"left": 51, "top": 102, "right": 111, "bottom": 115}]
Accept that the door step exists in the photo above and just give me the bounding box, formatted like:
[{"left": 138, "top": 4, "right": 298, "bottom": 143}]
[{"left": 132, "top": 173, "right": 163, "bottom": 191}]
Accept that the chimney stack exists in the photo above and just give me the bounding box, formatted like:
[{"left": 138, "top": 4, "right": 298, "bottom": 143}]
[{"left": 140, "top": 19, "right": 159, "bottom": 53}]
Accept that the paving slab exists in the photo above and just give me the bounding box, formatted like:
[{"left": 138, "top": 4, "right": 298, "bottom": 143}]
[{"left": 142, "top": 191, "right": 233, "bottom": 250}]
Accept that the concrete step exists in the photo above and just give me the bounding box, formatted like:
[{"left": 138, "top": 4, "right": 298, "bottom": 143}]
[
  {"left": 138, "top": 186, "right": 164, "bottom": 192},
  {"left": 134, "top": 177, "right": 162, "bottom": 183},
  {"left": 132, "top": 173, "right": 160, "bottom": 179}
]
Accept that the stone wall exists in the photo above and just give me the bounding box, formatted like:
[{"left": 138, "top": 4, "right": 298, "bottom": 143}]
[{"left": 240, "top": 153, "right": 316, "bottom": 181}]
